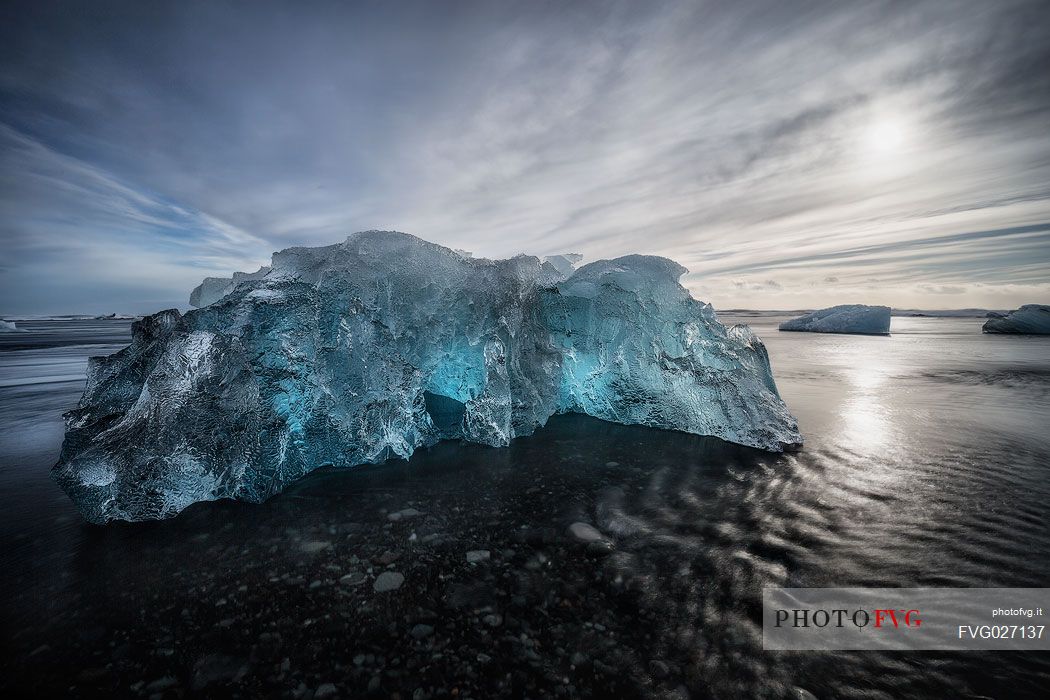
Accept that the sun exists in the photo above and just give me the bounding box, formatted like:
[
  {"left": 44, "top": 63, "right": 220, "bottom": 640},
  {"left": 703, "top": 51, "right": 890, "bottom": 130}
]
[{"left": 863, "top": 116, "right": 908, "bottom": 155}]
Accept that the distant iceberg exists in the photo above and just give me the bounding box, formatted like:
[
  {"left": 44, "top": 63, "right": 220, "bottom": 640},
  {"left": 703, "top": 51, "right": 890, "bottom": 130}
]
[
  {"left": 0, "top": 319, "right": 22, "bottom": 332},
  {"left": 779, "top": 304, "right": 891, "bottom": 335},
  {"left": 891, "top": 308, "right": 996, "bottom": 318},
  {"left": 53, "top": 231, "right": 801, "bottom": 523},
  {"left": 982, "top": 305, "right": 1050, "bottom": 334}
]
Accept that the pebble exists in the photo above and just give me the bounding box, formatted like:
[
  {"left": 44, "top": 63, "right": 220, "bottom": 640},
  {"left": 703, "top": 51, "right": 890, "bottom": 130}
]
[
  {"left": 145, "top": 676, "right": 178, "bottom": 693},
  {"left": 466, "top": 550, "right": 491, "bottom": 563},
  {"left": 300, "top": 541, "right": 331, "bottom": 554},
  {"left": 315, "top": 682, "right": 338, "bottom": 698},
  {"left": 567, "top": 522, "right": 604, "bottom": 543},
  {"left": 339, "top": 571, "right": 366, "bottom": 586},
  {"left": 373, "top": 571, "right": 405, "bottom": 593},
  {"left": 524, "top": 553, "right": 549, "bottom": 570},
  {"left": 410, "top": 624, "right": 434, "bottom": 640},
  {"left": 191, "top": 654, "right": 245, "bottom": 690},
  {"left": 388, "top": 507, "right": 423, "bottom": 521}
]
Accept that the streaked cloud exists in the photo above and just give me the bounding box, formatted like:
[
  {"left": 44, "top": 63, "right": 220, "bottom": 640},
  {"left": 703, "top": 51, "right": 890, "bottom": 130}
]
[{"left": 1, "top": 0, "right": 1048, "bottom": 313}]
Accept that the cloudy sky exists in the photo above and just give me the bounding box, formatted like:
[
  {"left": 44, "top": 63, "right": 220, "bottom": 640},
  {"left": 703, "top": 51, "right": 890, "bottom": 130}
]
[{"left": 2, "top": 0, "right": 1049, "bottom": 314}]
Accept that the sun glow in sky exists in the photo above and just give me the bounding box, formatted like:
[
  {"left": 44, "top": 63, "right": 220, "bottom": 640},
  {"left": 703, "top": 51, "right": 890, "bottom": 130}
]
[
  {"left": 863, "top": 117, "right": 909, "bottom": 155},
  {"left": 1, "top": 0, "right": 1049, "bottom": 315}
]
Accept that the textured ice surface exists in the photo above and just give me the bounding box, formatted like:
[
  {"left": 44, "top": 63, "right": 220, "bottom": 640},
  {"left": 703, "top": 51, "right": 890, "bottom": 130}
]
[
  {"left": 779, "top": 305, "right": 891, "bottom": 335},
  {"left": 982, "top": 304, "right": 1050, "bottom": 334},
  {"left": 54, "top": 231, "right": 801, "bottom": 522},
  {"left": 190, "top": 266, "right": 271, "bottom": 307}
]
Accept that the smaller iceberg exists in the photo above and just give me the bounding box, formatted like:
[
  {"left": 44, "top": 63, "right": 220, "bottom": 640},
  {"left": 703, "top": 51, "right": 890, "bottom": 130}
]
[
  {"left": 779, "top": 305, "right": 890, "bottom": 335},
  {"left": 982, "top": 304, "right": 1050, "bottom": 334},
  {"left": 0, "top": 319, "right": 23, "bottom": 332}
]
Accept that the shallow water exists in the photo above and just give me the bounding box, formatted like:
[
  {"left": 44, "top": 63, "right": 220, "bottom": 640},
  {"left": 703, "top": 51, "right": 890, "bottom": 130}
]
[{"left": 0, "top": 315, "right": 1048, "bottom": 698}]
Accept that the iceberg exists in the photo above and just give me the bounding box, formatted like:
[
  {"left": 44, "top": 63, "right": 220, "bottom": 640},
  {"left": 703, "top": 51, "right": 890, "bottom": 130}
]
[
  {"left": 0, "top": 319, "right": 22, "bottom": 332},
  {"left": 53, "top": 231, "right": 800, "bottom": 523},
  {"left": 94, "top": 313, "right": 139, "bottom": 320},
  {"left": 779, "top": 304, "right": 890, "bottom": 335},
  {"left": 982, "top": 304, "right": 1050, "bottom": 334},
  {"left": 892, "top": 308, "right": 994, "bottom": 318}
]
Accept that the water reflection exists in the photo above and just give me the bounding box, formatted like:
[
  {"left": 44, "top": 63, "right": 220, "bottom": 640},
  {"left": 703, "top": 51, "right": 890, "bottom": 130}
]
[
  {"left": 1, "top": 318, "right": 1049, "bottom": 697},
  {"left": 840, "top": 398, "right": 890, "bottom": 449}
]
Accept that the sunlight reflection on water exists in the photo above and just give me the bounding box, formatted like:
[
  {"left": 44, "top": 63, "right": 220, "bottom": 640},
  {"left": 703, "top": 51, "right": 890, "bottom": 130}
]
[{"left": 841, "top": 364, "right": 891, "bottom": 449}]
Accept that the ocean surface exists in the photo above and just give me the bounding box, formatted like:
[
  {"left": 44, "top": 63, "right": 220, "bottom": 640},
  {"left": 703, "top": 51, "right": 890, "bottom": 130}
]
[{"left": 0, "top": 315, "right": 1048, "bottom": 698}]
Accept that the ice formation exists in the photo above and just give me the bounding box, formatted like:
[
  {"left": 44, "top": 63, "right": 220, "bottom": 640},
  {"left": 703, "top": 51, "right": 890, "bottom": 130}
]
[
  {"left": 189, "top": 266, "right": 271, "bottom": 307},
  {"left": 779, "top": 305, "right": 891, "bottom": 335},
  {"left": 541, "top": 253, "right": 584, "bottom": 279},
  {"left": 0, "top": 319, "right": 21, "bottom": 332},
  {"left": 54, "top": 231, "right": 801, "bottom": 523},
  {"left": 982, "top": 304, "right": 1050, "bottom": 334}
]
